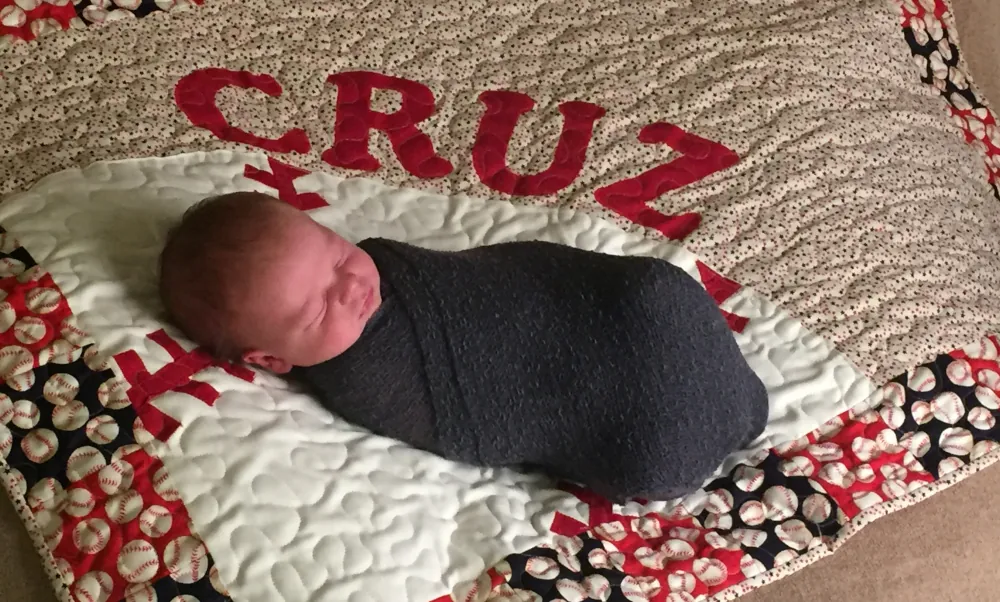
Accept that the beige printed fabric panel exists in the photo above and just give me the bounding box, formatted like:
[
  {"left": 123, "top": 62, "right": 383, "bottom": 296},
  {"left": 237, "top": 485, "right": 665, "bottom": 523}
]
[{"left": 1, "top": 0, "right": 998, "bottom": 382}]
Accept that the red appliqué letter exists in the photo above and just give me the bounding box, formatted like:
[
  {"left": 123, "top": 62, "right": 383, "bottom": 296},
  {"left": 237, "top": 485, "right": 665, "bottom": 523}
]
[
  {"left": 174, "top": 68, "right": 311, "bottom": 154},
  {"left": 473, "top": 91, "right": 606, "bottom": 196},
  {"left": 244, "top": 157, "right": 329, "bottom": 210},
  {"left": 595, "top": 122, "right": 739, "bottom": 241},
  {"left": 322, "top": 71, "right": 453, "bottom": 179}
]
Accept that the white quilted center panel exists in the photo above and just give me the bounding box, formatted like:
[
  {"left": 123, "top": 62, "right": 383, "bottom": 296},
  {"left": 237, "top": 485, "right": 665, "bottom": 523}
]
[{"left": 0, "top": 151, "right": 875, "bottom": 602}]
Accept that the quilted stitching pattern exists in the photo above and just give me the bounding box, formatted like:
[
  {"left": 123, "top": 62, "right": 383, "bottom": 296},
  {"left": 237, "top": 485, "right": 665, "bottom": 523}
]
[{"left": 0, "top": 150, "right": 879, "bottom": 602}]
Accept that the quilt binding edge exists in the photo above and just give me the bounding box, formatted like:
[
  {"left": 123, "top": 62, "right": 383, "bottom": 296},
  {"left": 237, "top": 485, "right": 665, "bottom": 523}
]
[
  {"left": 712, "top": 382, "right": 1000, "bottom": 600},
  {"left": 1, "top": 456, "right": 72, "bottom": 602}
]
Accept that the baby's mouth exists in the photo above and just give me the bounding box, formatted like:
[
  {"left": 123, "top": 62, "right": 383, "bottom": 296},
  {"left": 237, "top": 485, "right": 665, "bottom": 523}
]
[{"left": 358, "top": 287, "right": 374, "bottom": 320}]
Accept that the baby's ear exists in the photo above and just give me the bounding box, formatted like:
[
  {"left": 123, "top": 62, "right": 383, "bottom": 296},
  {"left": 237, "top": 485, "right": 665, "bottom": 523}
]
[{"left": 242, "top": 350, "right": 292, "bottom": 374}]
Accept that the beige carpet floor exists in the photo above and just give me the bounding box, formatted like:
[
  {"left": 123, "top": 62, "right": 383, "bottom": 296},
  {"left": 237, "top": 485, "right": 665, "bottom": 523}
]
[{"left": 2, "top": 1, "right": 999, "bottom": 600}]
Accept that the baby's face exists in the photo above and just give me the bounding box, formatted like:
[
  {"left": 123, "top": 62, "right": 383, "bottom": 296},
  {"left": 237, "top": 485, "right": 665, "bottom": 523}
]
[{"left": 237, "top": 209, "right": 381, "bottom": 371}]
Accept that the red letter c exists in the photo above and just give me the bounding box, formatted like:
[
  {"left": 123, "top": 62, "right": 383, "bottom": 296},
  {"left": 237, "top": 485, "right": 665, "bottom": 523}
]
[{"left": 174, "top": 68, "right": 311, "bottom": 154}]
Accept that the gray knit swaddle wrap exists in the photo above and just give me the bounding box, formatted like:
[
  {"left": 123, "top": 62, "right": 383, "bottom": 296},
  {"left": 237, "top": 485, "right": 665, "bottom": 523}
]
[{"left": 294, "top": 238, "right": 768, "bottom": 502}]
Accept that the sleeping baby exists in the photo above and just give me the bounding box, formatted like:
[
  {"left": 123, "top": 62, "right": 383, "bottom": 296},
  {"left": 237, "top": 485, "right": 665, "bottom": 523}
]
[{"left": 158, "top": 191, "right": 768, "bottom": 502}]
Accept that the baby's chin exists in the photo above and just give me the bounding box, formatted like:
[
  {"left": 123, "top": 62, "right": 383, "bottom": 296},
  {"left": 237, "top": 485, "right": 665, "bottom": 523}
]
[{"left": 299, "top": 320, "right": 371, "bottom": 367}]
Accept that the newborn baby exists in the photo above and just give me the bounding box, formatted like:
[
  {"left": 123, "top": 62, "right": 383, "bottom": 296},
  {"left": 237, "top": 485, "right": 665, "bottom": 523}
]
[{"left": 159, "top": 191, "right": 768, "bottom": 502}]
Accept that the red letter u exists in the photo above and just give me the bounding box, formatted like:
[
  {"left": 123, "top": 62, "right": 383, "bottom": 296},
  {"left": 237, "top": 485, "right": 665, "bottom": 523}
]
[{"left": 472, "top": 91, "right": 606, "bottom": 196}]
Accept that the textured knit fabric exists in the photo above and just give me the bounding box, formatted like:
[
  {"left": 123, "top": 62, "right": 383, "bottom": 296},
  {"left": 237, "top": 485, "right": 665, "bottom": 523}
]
[{"left": 295, "top": 239, "right": 768, "bottom": 502}]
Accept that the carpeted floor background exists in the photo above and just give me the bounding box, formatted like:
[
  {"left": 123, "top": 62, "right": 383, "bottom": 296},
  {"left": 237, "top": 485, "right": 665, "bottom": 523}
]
[{"left": 2, "top": 1, "right": 999, "bottom": 600}]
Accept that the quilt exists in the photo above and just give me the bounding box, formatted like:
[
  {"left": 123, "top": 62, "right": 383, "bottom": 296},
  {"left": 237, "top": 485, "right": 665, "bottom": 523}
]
[{"left": 1, "top": 1, "right": 999, "bottom": 602}]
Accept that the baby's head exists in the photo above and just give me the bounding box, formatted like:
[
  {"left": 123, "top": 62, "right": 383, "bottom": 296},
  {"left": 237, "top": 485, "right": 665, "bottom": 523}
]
[{"left": 158, "top": 192, "right": 381, "bottom": 373}]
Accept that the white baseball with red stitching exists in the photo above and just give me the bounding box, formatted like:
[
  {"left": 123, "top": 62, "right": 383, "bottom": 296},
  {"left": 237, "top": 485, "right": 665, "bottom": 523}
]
[
  {"left": 133, "top": 416, "right": 155, "bottom": 445},
  {"left": 705, "top": 488, "right": 734, "bottom": 514},
  {"left": 55, "top": 558, "right": 75, "bottom": 587},
  {"left": 0, "top": 393, "right": 12, "bottom": 425},
  {"left": 525, "top": 556, "right": 559, "bottom": 580},
  {"left": 555, "top": 578, "right": 587, "bottom": 602},
  {"left": 52, "top": 400, "right": 89, "bottom": 431},
  {"left": 139, "top": 504, "right": 173, "bottom": 538},
  {"left": 662, "top": 538, "right": 694, "bottom": 561},
  {"left": 0, "top": 345, "right": 33, "bottom": 380},
  {"left": 13, "top": 315, "right": 46, "bottom": 345},
  {"left": 808, "top": 442, "right": 844, "bottom": 462},
  {"left": 39, "top": 338, "right": 83, "bottom": 366},
  {"left": 98, "top": 457, "right": 135, "bottom": 495},
  {"left": 940, "top": 427, "right": 974, "bottom": 455},
  {"left": 907, "top": 366, "right": 936, "bottom": 392},
  {"left": 5, "top": 369, "right": 34, "bottom": 392},
  {"left": 153, "top": 465, "right": 180, "bottom": 502},
  {"left": 11, "top": 399, "right": 39, "bottom": 429},
  {"left": 21, "top": 428, "right": 59, "bottom": 463},
  {"left": 106, "top": 489, "right": 144, "bottom": 524},
  {"left": 881, "top": 479, "right": 908, "bottom": 500},
  {"left": 762, "top": 486, "right": 798, "bottom": 521},
  {"left": 0, "top": 302, "right": 15, "bottom": 334},
  {"left": 583, "top": 574, "right": 610, "bottom": 600},
  {"left": 72, "top": 570, "right": 113, "bottom": 602},
  {"left": 66, "top": 446, "right": 107, "bottom": 482},
  {"left": 0, "top": 5, "right": 25, "bottom": 27},
  {"left": 0, "top": 257, "right": 25, "bottom": 278},
  {"left": 113, "top": 443, "right": 141, "bottom": 461},
  {"left": 620, "top": 575, "right": 657, "bottom": 602},
  {"left": 666, "top": 570, "right": 696, "bottom": 593},
  {"left": 939, "top": 456, "right": 967, "bottom": 477},
  {"left": 946, "top": 359, "right": 975, "bottom": 386},
  {"left": 25, "top": 287, "right": 62, "bottom": 314},
  {"left": 854, "top": 463, "right": 876, "bottom": 484},
  {"left": 164, "top": 535, "right": 209, "bottom": 584},
  {"left": 630, "top": 517, "right": 662, "bottom": 540},
  {"left": 693, "top": 557, "right": 729, "bottom": 586},
  {"left": 117, "top": 538, "right": 160, "bottom": 583},
  {"left": 851, "top": 490, "right": 885, "bottom": 511},
  {"left": 779, "top": 455, "right": 814, "bottom": 478},
  {"left": 818, "top": 461, "right": 856, "bottom": 489},
  {"left": 59, "top": 315, "right": 92, "bottom": 346},
  {"left": 74, "top": 518, "right": 112, "bottom": 554},
  {"left": 879, "top": 381, "right": 907, "bottom": 407},
  {"left": 801, "top": 493, "right": 832, "bottom": 523},
  {"left": 968, "top": 406, "right": 996, "bottom": 430},
  {"left": 931, "top": 391, "right": 965, "bottom": 425},
  {"left": 86, "top": 414, "right": 119, "bottom": 445},
  {"left": 732, "top": 528, "right": 768, "bottom": 548},
  {"left": 978, "top": 369, "right": 1000, "bottom": 390},
  {"left": 967, "top": 337, "right": 999, "bottom": 360},
  {"left": 65, "top": 486, "right": 97, "bottom": 517},
  {"left": 84, "top": 346, "right": 113, "bottom": 372},
  {"left": 0, "top": 232, "right": 20, "bottom": 253},
  {"left": 775, "top": 519, "right": 813, "bottom": 552},
  {"left": 593, "top": 520, "right": 625, "bottom": 542},
  {"left": 879, "top": 405, "right": 906, "bottom": 429},
  {"left": 97, "top": 376, "right": 130, "bottom": 409},
  {"left": 44, "top": 372, "right": 80, "bottom": 406},
  {"left": 123, "top": 582, "right": 157, "bottom": 602},
  {"left": 741, "top": 555, "right": 766, "bottom": 579},
  {"left": 850, "top": 438, "right": 879, "bottom": 463},
  {"left": 26, "top": 477, "right": 65, "bottom": 514},
  {"left": 0, "top": 424, "right": 11, "bottom": 460}
]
